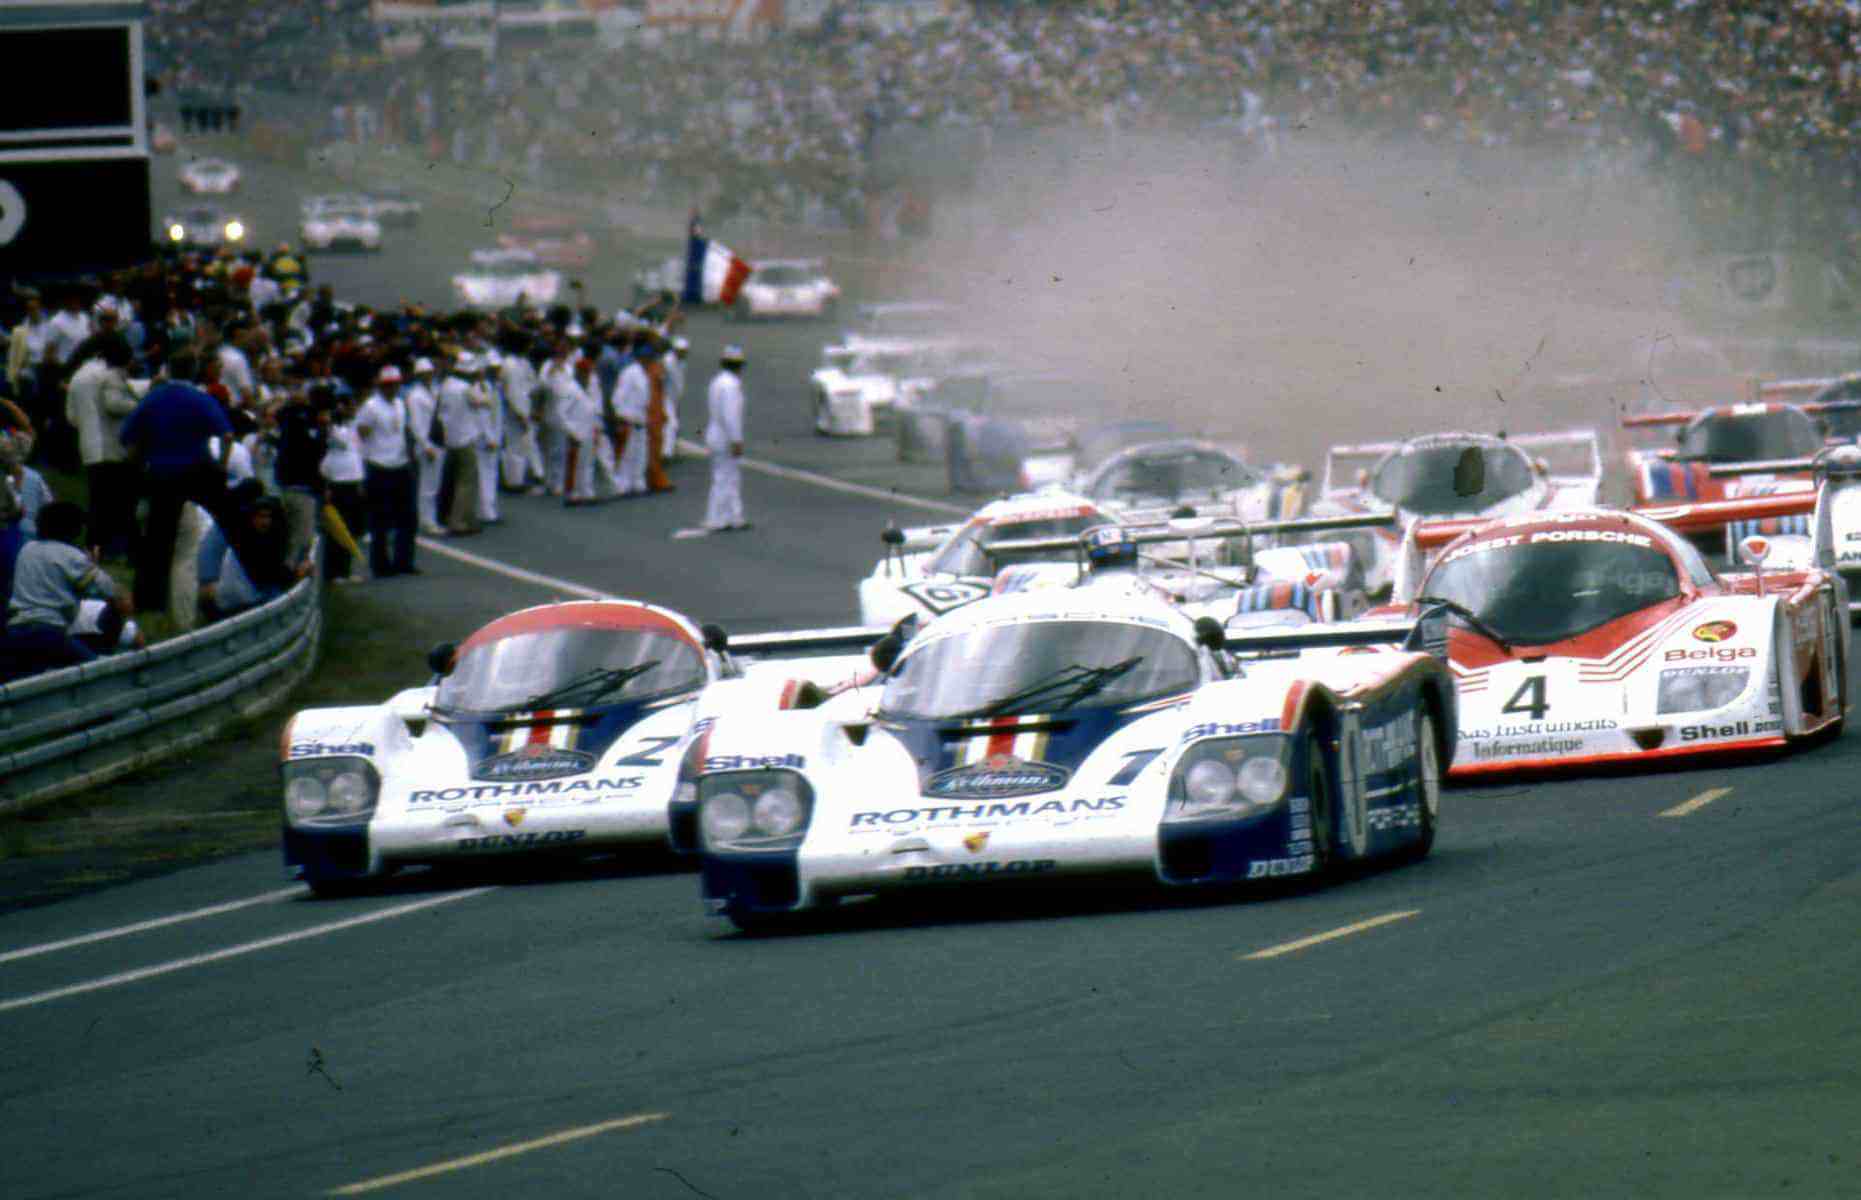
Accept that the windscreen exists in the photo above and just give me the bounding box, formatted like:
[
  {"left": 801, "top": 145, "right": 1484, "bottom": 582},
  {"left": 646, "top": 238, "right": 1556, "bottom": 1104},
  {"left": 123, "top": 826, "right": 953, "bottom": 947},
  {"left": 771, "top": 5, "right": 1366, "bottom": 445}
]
[
  {"left": 437, "top": 628, "right": 704, "bottom": 714},
  {"left": 1371, "top": 442, "right": 1536, "bottom": 515},
  {"left": 1093, "top": 449, "right": 1259, "bottom": 505},
  {"left": 880, "top": 620, "right": 1199, "bottom": 719},
  {"left": 1422, "top": 533, "right": 1680, "bottom": 645},
  {"left": 928, "top": 513, "right": 1101, "bottom": 576},
  {"left": 1677, "top": 409, "right": 1821, "bottom": 461},
  {"left": 758, "top": 265, "right": 812, "bottom": 285}
]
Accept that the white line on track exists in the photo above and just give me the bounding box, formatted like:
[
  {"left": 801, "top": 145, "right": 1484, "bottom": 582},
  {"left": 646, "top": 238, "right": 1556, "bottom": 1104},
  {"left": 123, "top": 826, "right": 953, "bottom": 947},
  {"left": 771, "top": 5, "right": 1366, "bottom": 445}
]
[
  {"left": 0, "top": 888, "right": 493, "bottom": 1014},
  {"left": 676, "top": 438, "right": 968, "bottom": 515},
  {"left": 0, "top": 885, "right": 307, "bottom": 965},
  {"left": 329, "top": 1111, "right": 670, "bottom": 1195},
  {"left": 415, "top": 538, "right": 616, "bottom": 598},
  {"left": 1240, "top": 909, "right": 1421, "bottom": 961},
  {"left": 1660, "top": 786, "right": 1733, "bottom": 818}
]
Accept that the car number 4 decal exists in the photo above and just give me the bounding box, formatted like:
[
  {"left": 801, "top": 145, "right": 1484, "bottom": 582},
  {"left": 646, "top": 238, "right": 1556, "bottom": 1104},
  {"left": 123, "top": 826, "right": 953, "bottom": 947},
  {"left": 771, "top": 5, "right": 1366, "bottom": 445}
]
[{"left": 1501, "top": 675, "right": 1550, "bottom": 721}]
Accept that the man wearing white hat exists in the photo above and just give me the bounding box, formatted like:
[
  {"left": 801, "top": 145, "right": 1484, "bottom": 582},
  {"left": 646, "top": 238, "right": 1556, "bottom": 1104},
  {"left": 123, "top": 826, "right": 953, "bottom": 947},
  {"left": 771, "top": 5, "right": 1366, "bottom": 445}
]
[
  {"left": 404, "top": 357, "right": 445, "bottom": 536},
  {"left": 704, "top": 344, "right": 749, "bottom": 531},
  {"left": 356, "top": 363, "right": 419, "bottom": 575},
  {"left": 437, "top": 352, "right": 482, "bottom": 535}
]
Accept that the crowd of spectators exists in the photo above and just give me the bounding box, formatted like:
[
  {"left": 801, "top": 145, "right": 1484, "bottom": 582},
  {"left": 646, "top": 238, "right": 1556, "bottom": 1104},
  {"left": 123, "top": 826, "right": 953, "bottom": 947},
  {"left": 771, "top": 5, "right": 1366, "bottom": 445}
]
[
  {"left": 0, "top": 248, "right": 694, "bottom": 685},
  {"left": 150, "top": 2, "right": 1861, "bottom": 243}
]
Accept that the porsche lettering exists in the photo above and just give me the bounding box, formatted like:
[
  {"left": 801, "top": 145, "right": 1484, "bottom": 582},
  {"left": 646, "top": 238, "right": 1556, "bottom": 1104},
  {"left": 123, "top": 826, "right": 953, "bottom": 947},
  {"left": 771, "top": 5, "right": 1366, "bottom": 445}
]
[{"left": 1528, "top": 530, "right": 1652, "bottom": 547}]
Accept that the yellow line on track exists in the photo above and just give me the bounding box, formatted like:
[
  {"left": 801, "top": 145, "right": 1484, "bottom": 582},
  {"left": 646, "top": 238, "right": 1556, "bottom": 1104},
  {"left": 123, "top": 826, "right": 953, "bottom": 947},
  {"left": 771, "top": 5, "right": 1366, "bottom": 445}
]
[
  {"left": 330, "top": 1112, "right": 671, "bottom": 1195},
  {"left": 1660, "top": 786, "right": 1733, "bottom": 818},
  {"left": 1240, "top": 909, "right": 1421, "bottom": 961}
]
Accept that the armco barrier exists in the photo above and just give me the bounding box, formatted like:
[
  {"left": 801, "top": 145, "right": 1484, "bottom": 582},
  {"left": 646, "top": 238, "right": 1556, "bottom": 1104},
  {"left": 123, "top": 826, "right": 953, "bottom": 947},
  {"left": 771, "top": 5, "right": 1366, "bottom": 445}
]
[{"left": 0, "top": 574, "right": 321, "bottom": 815}]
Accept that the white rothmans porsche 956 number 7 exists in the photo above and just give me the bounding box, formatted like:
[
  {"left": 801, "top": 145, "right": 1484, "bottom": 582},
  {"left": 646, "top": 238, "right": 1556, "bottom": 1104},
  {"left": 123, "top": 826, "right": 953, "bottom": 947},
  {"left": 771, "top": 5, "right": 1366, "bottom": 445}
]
[
  {"left": 280, "top": 600, "right": 878, "bottom": 895},
  {"left": 692, "top": 586, "right": 1456, "bottom": 932}
]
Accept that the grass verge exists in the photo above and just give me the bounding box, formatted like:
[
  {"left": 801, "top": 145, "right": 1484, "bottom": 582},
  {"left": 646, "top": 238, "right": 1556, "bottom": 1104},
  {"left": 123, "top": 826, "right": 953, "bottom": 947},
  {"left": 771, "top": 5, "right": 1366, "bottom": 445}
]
[{"left": 0, "top": 581, "right": 429, "bottom": 914}]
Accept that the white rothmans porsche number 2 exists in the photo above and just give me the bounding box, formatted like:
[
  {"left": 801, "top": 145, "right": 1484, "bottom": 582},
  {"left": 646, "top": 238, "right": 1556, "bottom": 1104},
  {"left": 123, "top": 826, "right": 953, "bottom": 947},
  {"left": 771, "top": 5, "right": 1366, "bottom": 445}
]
[
  {"left": 280, "top": 601, "right": 876, "bottom": 895},
  {"left": 694, "top": 588, "right": 1455, "bottom": 932}
]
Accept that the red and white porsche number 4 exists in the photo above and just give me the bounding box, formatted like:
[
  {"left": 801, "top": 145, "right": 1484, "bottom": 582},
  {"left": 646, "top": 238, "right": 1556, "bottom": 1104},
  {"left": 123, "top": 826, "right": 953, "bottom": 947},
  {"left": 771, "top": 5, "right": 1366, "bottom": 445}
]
[{"left": 1381, "top": 494, "right": 1848, "bottom": 776}]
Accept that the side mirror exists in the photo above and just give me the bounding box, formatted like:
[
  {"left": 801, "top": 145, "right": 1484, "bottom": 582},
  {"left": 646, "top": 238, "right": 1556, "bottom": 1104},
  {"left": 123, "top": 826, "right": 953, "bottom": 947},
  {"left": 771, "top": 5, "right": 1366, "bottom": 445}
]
[
  {"left": 1193, "top": 616, "right": 1226, "bottom": 652},
  {"left": 870, "top": 631, "right": 903, "bottom": 674},
  {"left": 700, "top": 623, "right": 729, "bottom": 654},
  {"left": 881, "top": 525, "right": 905, "bottom": 547},
  {"left": 1452, "top": 446, "right": 1485, "bottom": 498},
  {"left": 426, "top": 641, "right": 457, "bottom": 677},
  {"left": 1739, "top": 534, "right": 1772, "bottom": 566}
]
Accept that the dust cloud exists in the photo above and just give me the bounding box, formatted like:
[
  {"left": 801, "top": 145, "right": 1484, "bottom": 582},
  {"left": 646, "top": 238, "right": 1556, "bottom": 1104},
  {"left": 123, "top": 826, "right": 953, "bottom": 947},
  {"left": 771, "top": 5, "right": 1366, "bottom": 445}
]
[{"left": 899, "top": 131, "right": 1723, "bottom": 471}]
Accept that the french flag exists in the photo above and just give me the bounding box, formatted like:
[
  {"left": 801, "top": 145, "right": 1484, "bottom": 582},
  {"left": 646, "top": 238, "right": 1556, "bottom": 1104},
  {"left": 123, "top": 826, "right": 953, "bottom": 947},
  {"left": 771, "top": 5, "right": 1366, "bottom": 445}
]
[{"left": 682, "top": 213, "right": 753, "bottom": 306}]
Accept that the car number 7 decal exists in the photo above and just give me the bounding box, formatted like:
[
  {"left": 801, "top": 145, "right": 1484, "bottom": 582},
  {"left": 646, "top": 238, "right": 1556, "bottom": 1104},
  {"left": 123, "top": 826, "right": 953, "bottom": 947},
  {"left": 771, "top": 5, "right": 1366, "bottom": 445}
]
[
  {"left": 1108, "top": 748, "right": 1163, "bottom": 786},
  {"left": 616, "top": 735, "right": 682, "bottom": 766}
]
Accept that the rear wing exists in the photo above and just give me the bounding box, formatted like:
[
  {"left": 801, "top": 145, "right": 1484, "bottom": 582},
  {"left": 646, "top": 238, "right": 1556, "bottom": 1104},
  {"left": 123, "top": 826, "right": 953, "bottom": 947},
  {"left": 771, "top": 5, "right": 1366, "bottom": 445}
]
[
  {"left": 1634, "top": 492, "right": 1816, "bottom": 535},
  {"left": 1506, "top": 429, "right": 1603, "bottom": 482},
  {"left": 1218, "top": 618, "right": 1423, "bottom": 657},
  {"left": 981, "top": 513, "right": 1398, "bottom": 563},
  {"left": 1708, "top": 448, "right": 1861, "bottom": 481},
  {"left": 1321, "top": 441, "right": 1401, "bottom": 497},
  {"left": 712, "top": 626, "right": 891, "bottom": 660},
  {"left": 1620, "top": 410, "right": 1695, "bottom": 429},
  {"left": 1756, "top": 373, "right": 1861, "bottom": 402}
]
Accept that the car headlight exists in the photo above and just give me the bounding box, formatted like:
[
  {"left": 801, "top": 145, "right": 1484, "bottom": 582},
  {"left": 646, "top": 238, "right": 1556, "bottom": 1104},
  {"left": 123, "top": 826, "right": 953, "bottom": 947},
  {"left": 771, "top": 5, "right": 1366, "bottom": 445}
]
[
  {"left": 225, "top": 220, "right": 245, "bottom": 241},
  {"left": 282, "top": 756, "right": 380, "bottom": 825},
  {"left": 1657, "top": 666, "right": 1751, "bottom": 714},
  {"left": 167, "top": 224, "right": 184, "bottom": 241},
  {"left": 1165, "top": 735, "right": 1291, "bottom": 822},
  {"left": 699, "top": 770, "right": 814, "bottom": 851}
]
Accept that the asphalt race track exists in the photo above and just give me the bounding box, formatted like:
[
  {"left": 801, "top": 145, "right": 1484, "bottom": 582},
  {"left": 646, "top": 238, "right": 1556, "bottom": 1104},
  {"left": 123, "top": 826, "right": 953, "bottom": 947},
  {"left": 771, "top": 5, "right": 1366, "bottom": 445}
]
[{"left": 1, "top": 151, "right": 1855, "bottom": 1200}]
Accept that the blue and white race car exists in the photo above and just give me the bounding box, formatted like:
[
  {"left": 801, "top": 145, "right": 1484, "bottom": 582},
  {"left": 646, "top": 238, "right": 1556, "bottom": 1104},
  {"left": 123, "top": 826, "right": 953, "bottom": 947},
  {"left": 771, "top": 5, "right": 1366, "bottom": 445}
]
[
  {"left": 280, "top": 600, "right": 876, "bottom": 895},
  {"left": 691, "top": 585, "right": 1455, "bottom": 932}
]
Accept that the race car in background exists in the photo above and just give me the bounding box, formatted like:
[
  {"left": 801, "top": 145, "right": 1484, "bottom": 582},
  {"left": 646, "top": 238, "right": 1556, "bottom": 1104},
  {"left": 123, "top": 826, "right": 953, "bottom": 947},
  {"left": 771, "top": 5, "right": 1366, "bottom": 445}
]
[
  {"left": 299, "top": 200, "right": 382, "bottom": 252},
  {"left": 692, "top": 585, "right": 1453, "bottom": 932},
  {"left": 811, "top": 336, "right": 968, "bottom": 436},
  {"left": 858, "top": 491, "right": 1384, "bottom": 627},
  {"left": 1708, "top": 443, "right": 1861, "bottom": 615},
  {"left": 1310, "top": 429, "right": 1603, "bottom": 597},
  {"left": 281, "top": 600, "right": 882, "bottom": 896},
  {"left": 452, "top": 247, "right": 563, "bottom": 310},
  {"left": 497, "top": 214, "right": 597, "bottom": 270},
  {"left": 1379, "top": 492, "right": 1845, "bottom": 776},
  {"left": 162, "top": 205, "right": 247, "bottom": 251},
  {"left": 1623, "top": 403, "right": 1827, "bottom": 506},
  {"left": 1072, "top": 437, "right": 1310, "bottom": 526},
  {"left": 363, "top": 186, "right": 423, "bottom": 226},
  {"left": 179, "top": 156, "right": 240, "bottom": 194},
  {"left": 730, "top": 259, "right": 841, "bottom": 321}
]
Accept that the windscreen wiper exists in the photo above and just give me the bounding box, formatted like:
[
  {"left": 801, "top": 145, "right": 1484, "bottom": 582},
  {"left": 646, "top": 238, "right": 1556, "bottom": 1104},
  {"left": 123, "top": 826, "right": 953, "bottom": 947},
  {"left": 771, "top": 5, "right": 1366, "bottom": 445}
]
[
  {"left": 951, "top": 656, "right": 1145, "bottom": 719},
  {"left": 514, "top": 661, "right": 660, "bottom": 712},
  {"left": 1412, "top": 595, "right": 1513, "bottom": 653}
]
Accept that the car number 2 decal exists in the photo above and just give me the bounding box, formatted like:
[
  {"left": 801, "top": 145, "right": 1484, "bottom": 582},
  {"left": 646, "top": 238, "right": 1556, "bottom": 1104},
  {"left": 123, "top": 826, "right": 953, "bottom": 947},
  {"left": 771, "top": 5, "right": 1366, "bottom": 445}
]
[
  {"left": 901, "top": 580, "right": 991, "bottom": 614},
  {"left": 616, "top": 735, "right": 682, "bottom": 766}
]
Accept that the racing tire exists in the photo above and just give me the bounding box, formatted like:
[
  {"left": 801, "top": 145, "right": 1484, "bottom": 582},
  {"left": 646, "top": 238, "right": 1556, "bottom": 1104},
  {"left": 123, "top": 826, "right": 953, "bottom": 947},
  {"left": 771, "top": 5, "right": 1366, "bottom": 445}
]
[
  {"left": 1822, "top": 592, "right": 1847, "bottom": 737},
  {"left": 1304, "top": 729, "right": 1335, "bottom": 879},
  {"left": 813, "top": 394, "right": 831, "bottom": 437},
  {"left": 1400, "top": 711, "right": 1441, "bottom": 862}
]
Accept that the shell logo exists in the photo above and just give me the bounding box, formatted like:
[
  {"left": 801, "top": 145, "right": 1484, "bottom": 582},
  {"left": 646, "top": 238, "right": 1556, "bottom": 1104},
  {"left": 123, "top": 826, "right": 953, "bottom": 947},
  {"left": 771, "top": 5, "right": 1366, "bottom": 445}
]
[{"left": 1693, "top": 620, "right": 1738, "bottom": 643}]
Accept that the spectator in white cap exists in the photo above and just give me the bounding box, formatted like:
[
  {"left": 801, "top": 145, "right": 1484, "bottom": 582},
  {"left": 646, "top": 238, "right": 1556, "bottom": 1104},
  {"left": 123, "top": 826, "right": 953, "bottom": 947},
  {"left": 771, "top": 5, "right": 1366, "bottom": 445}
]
[
  {"left": 703, "top": 343, "right": 749, "bottom": 532},
  {"left": 403, "top": 356, "right": 445, "bottom": 536},
  {"left": 472, "top": 349, "right": 504, "bottom": 524},
  {"left": 437, "top": 351, "right": 482, "bottom": 535},
  {"left": 356, "top": 363, "right": 419, "bottom": 576}
]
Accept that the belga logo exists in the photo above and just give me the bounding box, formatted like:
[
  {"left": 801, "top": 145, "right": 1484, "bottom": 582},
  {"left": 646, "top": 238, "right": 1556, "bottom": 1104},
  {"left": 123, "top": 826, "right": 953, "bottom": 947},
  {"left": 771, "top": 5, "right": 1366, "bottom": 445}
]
[{"left": 1692, "top": 620, "right": 1737, "bottom": 643}]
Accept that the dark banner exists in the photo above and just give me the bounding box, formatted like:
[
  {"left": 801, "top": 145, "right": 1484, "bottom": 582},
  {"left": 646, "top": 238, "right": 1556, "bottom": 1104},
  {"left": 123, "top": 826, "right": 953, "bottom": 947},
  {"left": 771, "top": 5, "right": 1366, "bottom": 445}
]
[{"left": 0, "top": 155, "right": 151, "bottom": 277}]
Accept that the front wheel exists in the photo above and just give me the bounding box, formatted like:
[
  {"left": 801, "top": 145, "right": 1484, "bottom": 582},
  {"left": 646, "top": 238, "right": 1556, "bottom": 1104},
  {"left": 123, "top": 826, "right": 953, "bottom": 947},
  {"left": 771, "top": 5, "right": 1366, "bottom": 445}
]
[
  {"left": 1304, "top": 729, "right": 1335, "bottom": 879},
  {"left": 1403, "top": 710, "right": 1441, "bottom": 861}
]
